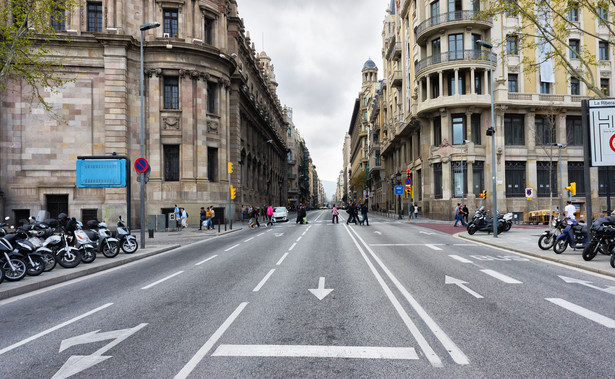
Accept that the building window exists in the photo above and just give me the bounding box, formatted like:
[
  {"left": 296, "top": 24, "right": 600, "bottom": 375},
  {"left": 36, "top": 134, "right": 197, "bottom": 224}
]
[
  {"left": 164, "top": 145, "right": 180, "bottom": 181},
  {"left": 430, "top": 0, "right": 440, "bottom": 22},
  {"left": 471, "top": 113, "right": 481, "bottom": 145},
  {"left": 431, "top": 74, "right": 440, "bottom": 97},
  {"left": 433, "top": 116, "right": 442, "bottom": 146},
  {"left": 535, "top": 116, "right": 555, "bottom": 146},
  {"left": 571, "top": 77, "right": 580, "bottom": 95},
  {"left": 504, "top": 114, "right": 525, "bottom": 146},
  {"left": 474, "top": 73, "right": 482, "bottom": 94},
  {"left": 568, "top": 6, "right": 579, "bottom": 21},
  {"left": 163, "top": 76, "right": 179, "bottom": 109},
  {"left": 569, "top": 39, "right": 580, "bottom": 59},
  {"left": 506, "top": 35, "right": 518, "bottom": 55},
  {"left": 204, "top": 16, "right": 214, "bottom": 44},
  {"left": 451, "top": 161, "right": 467, "bottom": 198},
  {"left": 51, "top": 7, "right": 65, "bottom": 31},
  {"left": 87, "top": 2, "right": 103, "bottom": 32},
  {"left": 447, "top": 73, "right": 465, "bottom": 96},
  {"left": 598, "top": 6, "right": 608, "bottom": 23},
  {"left": 568, "top": 161, "right": 585, "bottom": 196},
  {"left": 505, "top": 0, "right": 518, "bottom": 16},
  {"left": 417, "top": 169, "right": 423, "bottom": 200},
  {"left": 46, "top": 195, "right": 68, "bottom": 219},
  {"left": 537, "top": 161, "right": 557, "bottom": 197},
  {"left": 508, "top": 74, "right": 518, "bottom": 92},
  {"left": 540, "top": 81, "right": 551, "bottom": 94},
  {"left": 451, "top": 114, "right": 466, "bottom": 145},
  {"left": 505, "top": 161, "right": 526, "bottom": 197},
  {"left": 601, "top": 78, "right": 610, "bottom": 96},
  {"left": 207, "top": 81, "right": 218, "bottom": 114},
  {"left": 163, "top": 9, "right": 178, "bottom": 37},
  {"left": 472, "top": 161, "right": 484, "bottom": 196},
  {"left": 566, "top": 115, "right": 583, "bottom": 146},
  {"left": 448, "top": 33, "right": 464, "bottom": 60},
  {"left": 432, "top": 38, "right": 441, "bottom": 63},
  {"left": 207, "top": 147, "right": 218, "bottom": 182},
  {"left": 598, "top": 167, "right": 615, "bottom": 196},
  {"left": 472, "top": 34, "right": 482, "bottom": 57},
  {"left": 433, "top": 163, "right": 442, "bottom": 199},
  {"left": 599, "top": 41, "right": 609, "bottom": 61},
  {"left": 81, "top": 209, "right": 99, "bottom": 223}
]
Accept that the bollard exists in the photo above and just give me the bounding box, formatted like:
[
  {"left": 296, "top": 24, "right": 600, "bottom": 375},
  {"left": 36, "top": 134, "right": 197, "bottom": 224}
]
[
  {"left": 218, "top": 219, "right": 221, "bottom": 233},
  {"left": 148, "top": 229, "right": 154, "bottom": 238}
]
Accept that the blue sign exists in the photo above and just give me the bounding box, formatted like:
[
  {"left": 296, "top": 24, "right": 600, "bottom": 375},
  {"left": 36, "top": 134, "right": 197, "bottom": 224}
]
[
  {"left": 76, "top": 159, "right": 127, "bottom": 188},
  {"left": 394, "top": 185, "right": 404, "bottom": 195}
]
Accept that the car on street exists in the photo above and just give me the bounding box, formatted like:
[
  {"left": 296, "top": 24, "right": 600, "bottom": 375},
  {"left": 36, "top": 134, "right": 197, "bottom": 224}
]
[{"left": 272, "top": 207, "right": 289, "bottom": 222}]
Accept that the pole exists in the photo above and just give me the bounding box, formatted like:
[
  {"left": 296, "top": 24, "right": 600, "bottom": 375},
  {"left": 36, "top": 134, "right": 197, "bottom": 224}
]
[
  {"left": 582, "top": 100, "right": 592, "bottom": 223},
  {"left": 461, "top": 141, "right": 464, "bottom": 206},
  {"left": 139, "top": 30, "right": 146, "bottom": 248},
  {"left": 559, "top": 146, "right": 564, "bottom": 215},
  {"left": 489, "top": 50, "right": 498, "bottom": 237},
  {"left": 607, "top": 167, "right": 611, "bottom": 214}
]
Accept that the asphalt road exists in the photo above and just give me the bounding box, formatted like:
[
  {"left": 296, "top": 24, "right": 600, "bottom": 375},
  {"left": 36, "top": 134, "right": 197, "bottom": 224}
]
[{"left": 1, "top": 210, "right": 614, "bottom": 378}]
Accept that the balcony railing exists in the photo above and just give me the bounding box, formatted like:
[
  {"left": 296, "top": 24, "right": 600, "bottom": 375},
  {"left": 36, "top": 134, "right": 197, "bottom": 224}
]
[
  {"left": 416, "top": 11, "right": 492, "bottom": 36},
  {"left": 415, "top": 49, "right": 496, "bottom": 73},
  {"left": 287, "top": 159, "right": 296, "bottom": 165}
]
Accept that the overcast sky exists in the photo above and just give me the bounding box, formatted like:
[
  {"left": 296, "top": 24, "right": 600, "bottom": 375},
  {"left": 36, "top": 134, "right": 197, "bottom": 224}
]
[{"left": 237, "top": 0, "right": 389, "bottom": 197}]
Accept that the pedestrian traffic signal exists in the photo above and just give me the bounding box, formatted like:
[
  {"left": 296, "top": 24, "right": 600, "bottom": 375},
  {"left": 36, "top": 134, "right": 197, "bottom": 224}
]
[
  {"left": 230, "top": 184, "right": 236, "bottom": 199},
  {"left": 479, "top": 190, "right": 487, "bottom": 199},
  {"left": 564, "top": 182, "right": 576, "bottom": 196},
  {"left": 228, "top": 162, "right": 234, "bottom": 174}
]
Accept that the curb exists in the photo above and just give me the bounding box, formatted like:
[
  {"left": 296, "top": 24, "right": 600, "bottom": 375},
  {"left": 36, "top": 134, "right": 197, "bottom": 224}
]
[{"left": 457, "top": 233, "right": 615, "bottom": 279}]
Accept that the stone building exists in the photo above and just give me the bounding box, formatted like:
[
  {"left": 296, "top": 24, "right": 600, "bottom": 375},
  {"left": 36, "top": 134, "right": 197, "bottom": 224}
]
[{"left": 0, "top": 0, "right": 290, "bottom": 225}]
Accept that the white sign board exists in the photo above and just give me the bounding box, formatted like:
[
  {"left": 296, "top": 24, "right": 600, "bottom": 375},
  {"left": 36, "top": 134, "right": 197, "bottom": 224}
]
[{"left": 589, "top": 99, "right": 615, "bottom": 166}]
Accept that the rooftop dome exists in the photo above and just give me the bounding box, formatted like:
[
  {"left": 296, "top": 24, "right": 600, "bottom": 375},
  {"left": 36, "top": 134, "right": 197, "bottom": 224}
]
[{"left": 363, "top": 58, "right": 377, "bottom": 70}]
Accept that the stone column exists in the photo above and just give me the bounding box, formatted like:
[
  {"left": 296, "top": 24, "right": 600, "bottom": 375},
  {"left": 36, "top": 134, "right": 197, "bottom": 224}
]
[
  {"left": 438, "top": 71, "right": 443, "bottom": 98},
  {"left": 454, "top": 68, "right": 459, "bottom": 95},
  {"left": 470, "top": 68, "right": 476, "bottom": 95},
  {"left": 426, "top": 76, "right": 431, "bottom": 99}
]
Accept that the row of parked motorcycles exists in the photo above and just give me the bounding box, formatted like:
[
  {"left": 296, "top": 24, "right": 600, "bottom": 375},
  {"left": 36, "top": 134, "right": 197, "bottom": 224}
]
[
  {"left": 466, "top": 207, "right": 513, "bottom": 235},
  {"left": 0, "top": 214, "right": 138, "bottom": 284},
  {"left": 537, "top": 215, "right": 615, "bottom": 268}
]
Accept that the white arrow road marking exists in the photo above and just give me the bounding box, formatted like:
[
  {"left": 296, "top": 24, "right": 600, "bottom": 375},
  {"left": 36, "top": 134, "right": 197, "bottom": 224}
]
[
  {"left": 546, "top": 298, "right": 615, "bottom": 328},
  {"left": 445, "top": 276, "right": 483, "bottom": 299},
  {"left": 274, "top": 233, "right": 284, "bottom": 237},
  {"left": 253, "top": 269, "right": 276, "bottom": 292},
  {"left": 425, "top": 244, "right": 443, "bottom": 251},
  {"left": 52, "top": 323, "right": 147, "bottom": 379},
  {"left": 480, "top": 269, "right": 522, "bottom": 284},
  {"left": 558, "top": 275, "right": 615, "bottom": 295},
  {"left": 212, "top": 344, "right": 418, "bottom": 360},
  {"left": 141, "top": 271, "right": 184, "bottom": 290},
  {"left": 196, "top": 255, "right": 218, "bottom": 266},
  {"left": 374, "top": 231, "right": 382, "bottom": 235},
  {"left": 420, "top": 231, "right": 437, "bottom": 235},
  {"left": 449, "top": 255, "right": 473, "bottom": 263},
  {"left": 0, "top": 303, "right": 113, "bottom": 356},
  {"left": 308, "top": 277, "right": 334, "bottom": 300}
]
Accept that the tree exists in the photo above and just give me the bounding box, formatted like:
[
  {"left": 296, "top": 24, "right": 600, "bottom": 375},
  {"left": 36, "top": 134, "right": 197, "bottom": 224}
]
[
  {"left": 349, "top": 170, "right": 367, "bottom": 197},
  {"left": 480, "top": 0, "right": 613, "bottom": 98},
  {"left": 0, "top": 0, "right": 76, "bottom": 111}
]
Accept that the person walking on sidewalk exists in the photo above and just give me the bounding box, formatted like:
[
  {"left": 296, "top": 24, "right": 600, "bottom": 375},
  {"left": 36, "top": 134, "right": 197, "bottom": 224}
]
[
  {"left": 331, "top": 205, "right": 339, "bottom": 224},
  {"left": 360, "top": 202, "right": 369, "bottom": 226},
  {"left": 266, "top": 204, "right": 274, "bottom": 227},
  {"left": 462, "top": 204, "right": 469, "bottom": 224},
  {"left": 453, "top": 203, "right": 466, "bottom": 227},
  {"left": 174, "top": 204, "right": 180, "bottom": 221},
  {"left": 414, "top": 203, "right": 419, "bottom": 219},
  {"left": 180, "top": 208, "right": 188, "bottom": 228},
  {"left": 199, "top": 207, "right": 206, "bottom": 230}
]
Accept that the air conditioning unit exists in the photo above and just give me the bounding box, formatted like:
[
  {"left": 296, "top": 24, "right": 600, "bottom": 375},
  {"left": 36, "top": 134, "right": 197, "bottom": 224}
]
[{"left": 163, "top": 33, "right": 170, "bottom": 38}]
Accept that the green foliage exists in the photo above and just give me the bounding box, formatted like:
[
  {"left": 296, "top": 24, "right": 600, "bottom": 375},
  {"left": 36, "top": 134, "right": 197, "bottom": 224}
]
[
  {"left": 0, "top": 0, "right": 76, "bottom": 110},
  {"left": 349, "top": 170, "right": 367, "bottom": 192}
]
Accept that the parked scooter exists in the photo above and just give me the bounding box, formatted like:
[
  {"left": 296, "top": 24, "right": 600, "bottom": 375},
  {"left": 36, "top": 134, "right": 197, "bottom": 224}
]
[
  {"left": 499, "top": 212, "right": 514, "bottom": 232},
  {"left": 0, "top": 228, "right": 44, "bottom": 279},
  {"left": 553, "top": 218, "right": 589, "bottom": 254},
  {"left": 0, "top": 218, "right": 28, "bottom": 281},
  {"left": 45, "top": 214, "right": 82, "bottom": 268},
  {"left": 117, "top": 216, "right": 138, "bottom": 254},
  {"left": 83, "top": 219, "right": 120, "bottom": 258},
  {"left": 73, "top": 222, "right": 97, "bottom": 264},
  {"left": 467, "top": 207, "right": 503, "bottom": 235},
  {"left": 538, "top": 217, "right": 567, "bottom": 250},
  {"left": 581, "top": 216, "right": 615, "bottom": 261}
]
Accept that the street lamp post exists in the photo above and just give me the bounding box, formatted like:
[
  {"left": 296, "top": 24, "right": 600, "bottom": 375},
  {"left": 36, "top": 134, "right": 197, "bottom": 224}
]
[
  {"left": 460, "top": 139, "right": 470, "bottom": 206},
  {"left": 553, "top": 143, "right": 567, "bottom": 214},
  {"left": 476, "top": 39, "right": 497, "bottom": 237},
  {"left": 139, "top": 21, "right": 160, "bottom": 248}
]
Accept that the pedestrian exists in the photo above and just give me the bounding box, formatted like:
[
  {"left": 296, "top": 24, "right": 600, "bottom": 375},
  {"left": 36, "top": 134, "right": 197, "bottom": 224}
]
[
  {"left": 199, "top": 207, "right": 206, "bottom": 230},
  {"left": 266, "top": 204, "right": 274, "bottom": 227},
  {"left": 408, "top": 204, "right": 414, "bottom": 220},
  {"left": 360, "top": 202, "right": 369, "bottom": 226},
  {"left": 453, "top": 203, "right": 466, "bottom": 227},
  {"left": 346, "top": 202, "right": 358, "bottom": 225},
  {"left": 414, "top": 203, "right": 419, "bottom": 219},
  {"left": 174, "top": 204, "right": 180, "bottom": 221},
  {"left": 462, "top": 204, "right": 469, "bottom": 223},
  {"left": 180, "top": 208, "right": 188, "bottom": 228},
  {"left": 565, "top": 201, "right": 576, "bottom": 220},
  {"left": 296, "top": 205, "right": 303, "bottom": 224},
  {"left": 241, "top": 204, "right": 245, "bottom": 222},
  {"left": 253, "top": 207, "right": 261, "bottom": 228},
  {"left": 209, "top": 206, "right": 215, "bottom": 229},
  {"left": 332, "top": 205, "right": 339, "bottom": 224}
]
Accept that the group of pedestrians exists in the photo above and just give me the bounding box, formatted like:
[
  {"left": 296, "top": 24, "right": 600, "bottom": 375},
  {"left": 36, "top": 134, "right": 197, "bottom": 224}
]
[
  {"left": 408, "top": 203, "right": 419, "bottom": 219},
  {"left": 342, "top": 202, "right": 369, "bottom": 226},
  {"left": 173, "top": 204, "right": 189, "bottom": 228},
  {"left": 453, "top": 203, "right": 469, "bottom": 227},
  {"left": 199, "top": 206, "right": 216, "bottom": 230}
]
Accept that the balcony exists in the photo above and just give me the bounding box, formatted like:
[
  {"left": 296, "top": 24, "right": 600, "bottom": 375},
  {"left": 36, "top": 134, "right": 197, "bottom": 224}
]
[
  {"left": 287, "top": 159, "right": 296, "bottom": 165},
  {"left": 415, "top": 50, "right": 496, "bottom": 78},
  {"left": 507, "top": 92, "right": 590, "bottom": 104},
  {"left": 416, "top": 11, "right": 492, "bottom": 45},
  {"left": 386, "top": 41, "right": 402, "bottom": 60},
  {"left": 391, "top": 70, "right": 403, "bottom": 88}
]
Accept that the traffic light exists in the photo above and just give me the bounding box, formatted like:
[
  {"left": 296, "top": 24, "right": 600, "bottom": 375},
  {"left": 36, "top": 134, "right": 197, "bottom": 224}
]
[
  {"left": 230, "top": 184, "right": 236, "bottom": 199},
  {"left": 480, "top": 190, "right": 487, "bottom": 199},
  {"left": 228, "top": 162, "right": 234, "bottom": 174},
  {"left": 486, "top": 127, "right": 494, "bottom": 136},
  {"left": 406, "top": 169, "right": 411, "bottom": 179},
  {"left": 564, "top": 182, "right": 576, "bottom": 196}
]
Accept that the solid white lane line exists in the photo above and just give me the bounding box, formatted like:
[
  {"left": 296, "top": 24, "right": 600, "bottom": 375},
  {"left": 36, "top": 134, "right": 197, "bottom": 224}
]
[
  {"left": 546, "top": 298, "right": 615, "bottom": 328},
  {"left": 481, "top": 269, "right": 522, "bottom": 284},
  {"left": 288, "top": 243, "right": 297, "bottom": 251},
  {"left": 142, "top": 271, "right": 184, "bottom": 290},
  {"left": 174, "top": 302, "right": 249, "bottom": 379},
  {"left": 267, "top": 229, "right": 273, "bottom": 233},
  {"left": 425, "top": 244, "right": 443, "bottom": 251},
  {"left": 253, "top": 269, "right": 276, "bottom": 292},
  {"left": 370, "top": 244, "right": 429, "bottom": 246},
  {"left": 296, "top": 236, "right": 302, "bottom": 242},
  {"left": 449, "top": 255, "right": 473, "bottom": 264},
  {"left": 0, "top": 303, "right": 113, "bottom": 356},
  {"left": 224, "top": 244, "right": 240, "bottom": 252},
  {"left": 343, "top": 225, "right": 443, "bottom": 367},
  {"left": 244, "top": 237, "right": 254, "bottom": 242},
  {"left": 212, "top": 344, "right": 418, "bottom": 360},
  {"left": 453, "top": 243, "right": 479, "bottom": 246},
  {"left": 196, "top": 255, "right": 218, "bottom": 266},
  {"left": 257, "top": 233, "right": 265, "bottom": 237},
  {"left": 348, "top": 226, "right": 469, "bottom": 366},
  {"left": 276, "top": 253, "right": 289, "bottom": 266}
]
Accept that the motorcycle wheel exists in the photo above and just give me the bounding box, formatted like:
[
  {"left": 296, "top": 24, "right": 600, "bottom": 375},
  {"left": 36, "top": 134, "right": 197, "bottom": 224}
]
[
  {"left": 26, "top": 255, "right": 45, "bottom": 276},
  {"left": 467, "top": 224, "right": 478, "bottom": 235},
  {"left": 538, "top": 234, "right": 555, "bottom": 250},
  {"left": 553, "top": 240, "right": 568, "bottom": 254},
  {"left": 121, "top": 238, "right": 138, "bottom": 254},
  {"left": 582, "top": 241, "right": 600, "bottom": 261},
  {"left": 611, "top": 253, "right": 615, "bottom": 268},
  {"left": 503, "top": 222, "right": 512, "bottom": 232},
  {"left": 102, "top": 240, "right": 120, "bottom": 258},
  {"left": 3, "top": 258, "right": 27, "bottom": 281},
  {"left": 0, "top": 264, "right": 4, "bottom": 284},
  {"left": 57, "top": 249, "right": 81, "bottom": 268},
  {"left": 80, "top": 247, "right": 97, "bottom": 264},
  {"left": 40, "top": 251, "right": 57, "bottom": 272}
]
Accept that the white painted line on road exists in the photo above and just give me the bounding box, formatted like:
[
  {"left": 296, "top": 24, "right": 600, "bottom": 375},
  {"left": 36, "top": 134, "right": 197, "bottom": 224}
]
[
  {"left": 546, "top": 298, "right": 615, "bottom": 328},
  {"left": 196, "top": 255, "right": 218, "bottom": 266},
  {"left": 348, "top": 226, "right": 469, "bottom": 366},
  {"left": 288, "top": 243, "right": 297, "bottom": 251},
  {"left": 142, "top": 271, "right": 184, "bottom": 290},
  {"left": 224, "top": 244, "right": 240, "bottom": 252},
  {"left": 449, "top": 255, "right": 473, "bottom": 264},
  {"left": 276, "top": 253, "right": 289, "bottom": 266},
  {"left": 267, "top": 229, "right": 273, "bottom": 232},
  {"left": 0, "top": 303, "right": 113, "bottom": 356},
  {"left": 257, "top": 233, "right": 265, "bottom": 237},
  {"left": 425, "top": 244, "right": 443, "bottom": 251},
  {"left": 296, "top": 236, "right": 302, "bottom": 242},
  {"left": 370, "top": 244, "right": 424, "bottom": 246},
  {"left": 452, "top": 243, "right": 480, "bottom": 247},
  {"left": 253, "top": 269, "right": 276, "bottom": 292},
  {"left": 175, "top": 302, "right": 248, "bottom": 379},
  {"left": 212, "top": 344, "right": 418, "bottom": 360},
  {"left": 480, "top": 269, "right": 522, "bottom": 284},
  {"left": 244, "top": 237, "right": 254, "bottom": 242},
  {"left": 445, "top": 276, "right": 483, "bottom": 299}
]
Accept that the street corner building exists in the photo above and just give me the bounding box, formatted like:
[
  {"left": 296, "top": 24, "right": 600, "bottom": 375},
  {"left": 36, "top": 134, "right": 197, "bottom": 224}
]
[{"left": 0, "top": 0, "right": 294, "bottom": 225}]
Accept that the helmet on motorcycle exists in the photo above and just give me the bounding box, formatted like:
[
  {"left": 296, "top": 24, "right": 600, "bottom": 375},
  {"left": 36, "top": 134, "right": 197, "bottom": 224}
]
[{"left": 58, "top": 213, "right": 68, "bottom": 220}]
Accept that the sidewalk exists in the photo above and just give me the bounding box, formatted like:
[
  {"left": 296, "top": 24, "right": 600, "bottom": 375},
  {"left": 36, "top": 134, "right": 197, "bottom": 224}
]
[{"left": 0, "top": 226, "right": 242, "bottom": 300}]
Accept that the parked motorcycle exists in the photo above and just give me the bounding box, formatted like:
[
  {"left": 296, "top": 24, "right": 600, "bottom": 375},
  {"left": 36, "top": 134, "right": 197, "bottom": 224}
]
[
  {"left": 45, "top": 215, "right": 81, "bottom": 268},
  {"left": 117, "top": 216, "right": 138, "bottom": 254},
  {"left": 553, "top": 218, "right": 589, "bottom": 254},
  {"left": 23, "top": 220, "right": 57, "bottom": 271},
  {"left": 499, "top": 212, "right": 514, "bottom": 232},
  {"left": 538, "top": 217, "right": 567, "bottom": 250},
  {"left": 467, "top": 208, "right": 503, "bottom": 235},
  {"left": 581, "top": 216, "right": 615, "bottom": 261},
  {"left": 83, "top": 219, "right": 120, "bottom": 258},
  {"left": 0, "top": 219, "right": 28, "bottom": 281},
  {"left": 73, "top": 222, "right": 97, "bottom": 264},
  {"left": 0, "top": 229, "right": 43, "bottom": 279}
]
